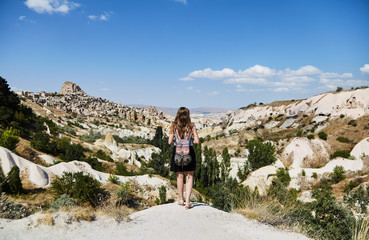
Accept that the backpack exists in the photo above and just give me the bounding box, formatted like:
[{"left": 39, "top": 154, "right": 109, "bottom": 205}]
[{"left": 174, "top": 126, "right": 192, "bottom": 167}]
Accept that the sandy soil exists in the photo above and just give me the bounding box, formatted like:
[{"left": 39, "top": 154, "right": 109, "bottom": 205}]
[{"left": 0, "top": 203, "right": 311, "bottom": 240}]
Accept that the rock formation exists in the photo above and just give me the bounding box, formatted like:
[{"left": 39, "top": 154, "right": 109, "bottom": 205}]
[{"left": 59, "top": 81, "right": 86, "bottom": 95}]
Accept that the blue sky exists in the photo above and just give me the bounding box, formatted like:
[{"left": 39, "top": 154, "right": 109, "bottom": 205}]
[{"left": 0, "top": 0, "right": 368, "bottom": 109}]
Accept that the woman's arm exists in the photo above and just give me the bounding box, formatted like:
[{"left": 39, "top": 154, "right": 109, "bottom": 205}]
[{"left": 192, "top": 124, "right": 199, "bottom": 144}]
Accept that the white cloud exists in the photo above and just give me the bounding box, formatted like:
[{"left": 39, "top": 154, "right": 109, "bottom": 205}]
[
  {"left": 320, "top": 72, "right": 353, "bottom": 78},
  {"left": 360, "top": 64, "right": 369, "bottom": 74},
  {"left": 88, "top": 15, "right": 97, "bottom": 20},
  {"left": 88, "top": 12, "right": 112, "bottom": 21},
  {"left": 101, "top": 88, "right": 108, "bottom": 91},
  {"left": 175, "top": 0, "right": 187, "bottom": 4},
  {"left": 286, "top": 65, "right": 321, "bottom": 76},
  {"left": 274, "top": 87, "right": 289, "bottom": 92},
  {"left": 25, "top": 0, "right": 80, "bottom": 14},
  {"left": 237, "top": 65, "right": 276, "bottom": 78},
  {"left": 224, "top": 77, "right": 268, "bottom": 85},
  {"left": 187, "top": 87, "right": 194, "bottom": 90},
  {"left": 188, "top": 68, "right": 235, "bottom": 80},
  {"left": 19, "top": 16, "right": 26, "bottom": 20},
  {"left": 208, "top": 91, "right": 219, "bottom": 96},
  {"left": 180, "top": 64, "right": 359, "bottom": 94}
]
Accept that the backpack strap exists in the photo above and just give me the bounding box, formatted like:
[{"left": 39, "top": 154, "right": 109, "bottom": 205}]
[
  {"left": 175, "top": 128, "right": 182, "bottom": 140},
  {"left": 185, "top": 126, "right": 193, "bottom": 140},
  {"left": 175, "top": 125, "right": 193, "bottom": 140}
]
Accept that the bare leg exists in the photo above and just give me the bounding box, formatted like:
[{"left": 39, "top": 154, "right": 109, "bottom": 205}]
[
  {"left": 176, "top": 172, "right": 184, "bottom": 204},
  {"left": 185, "top": 171, "right": 194, "bottom": 206}
]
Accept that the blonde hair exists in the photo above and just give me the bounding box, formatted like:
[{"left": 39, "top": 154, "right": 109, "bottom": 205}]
[{"left": 171, "top": 107, "right": 192, "bottom": 138}]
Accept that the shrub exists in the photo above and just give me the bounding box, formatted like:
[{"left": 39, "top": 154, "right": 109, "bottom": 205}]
[
  {"left": 81, "top": 157, "right": 104, "bottom": 171},
  {"left": 330, "top": 150, "right": 351, "bottom": 159},
  {"left": 0, "top": 192, "right": 30, "bottom": 219},
  {"left": 95, "top": 150, "right": 113, "bottom": 162},
  {"left": 318, "top": 131, "right": 327, "bottom": 140},
  {"left": 2, "top": 166, "right": 23, "bottom": 194},
  {"left": 115, "top": 162, "right": 137, "bottom": 176},
  {"left": 79, "top": 129, "right": 102, "bottom": 143},
  {"left": 0, "top": 128, "right": 19, "bottom": 151},
  {"left": 246, "top": 139, "right": 276, "bottom": 171},
  {"left": 159, "top": 185, "right": 167, "bottom": 204},
  {"left": 50, "top": 194, "right": 75, "bottom": 209},
  {"left": 51, "top": 172, "right": 102, "bottom": 205},
  {"left": 108, "top": 174, "right": 119, "bottom": 184},
  {"left": 210, "top": 177, "right": 252, "bottom": 212},
  {"left": 344, "top": 185, "right": 369, "bottom": 214},
  {"left": 329, "top": 166, "right": 346, "bottom": 183},
  {"left": 336, "top": 136, "right": 351, "bottom": 143},
  {"left": 296, "top": 129, "right": 303, "bottom": 137},
  {"left": 308, "top": 187, "right": 354, "bottom": 240},
  {"left": 62, "top": 143, "right": 85, "bottom": 162},
  {"left": 30, "top": 132, "right": 50, "bottom": 152},
  {"left": 348, "top": 120, "right": 357, "bottom": 127},
  {"left": 340, "top": 114, "right": 345, "bottom": 118},
  {"left": 267, "top": 168, "right": 297, "bottom": 204},
  {"left": 344, "top": 180, "right": 359, "bottom": 194},
  {"left": 312, "top": 172, "right": 318, "bottom": 179},
  {"left": 307, "top": 134, "right": 314, "bottom": 140},
  {"left": 336, "top": 86, "right": 343, "bottom": 92},
  {"left": 116, "top": 182, "right": 134, "bottom": 206},
  {"left": 148, "top": 152, "right": 169, "bottom": 177}
]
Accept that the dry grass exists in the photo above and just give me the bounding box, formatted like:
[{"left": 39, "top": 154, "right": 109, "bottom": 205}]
[
  {"left": 353, "top": 218, "right": 369, "bottom": 240},
  {"left": 71, "top": 206, "right": 96, "bottom": 222},
  {"left": 35, "top": 213, "right": 54, "bottom": 227},
  {"left": 235, "top": 200, "right": 306, "bottom": 235}
]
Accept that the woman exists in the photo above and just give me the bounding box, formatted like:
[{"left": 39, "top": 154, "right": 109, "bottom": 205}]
[{"left": 168, "top": 107, "right": 199, "bottom": 210}]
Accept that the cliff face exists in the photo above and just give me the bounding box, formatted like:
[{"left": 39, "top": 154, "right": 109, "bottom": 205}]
[{"left": 59, "top": 81, "right": 86, "bottom": 95}]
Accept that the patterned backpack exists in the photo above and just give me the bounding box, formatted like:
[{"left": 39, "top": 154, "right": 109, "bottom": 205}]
[{"left": 174, "top": 126, "right": 192, "bottom": 167}]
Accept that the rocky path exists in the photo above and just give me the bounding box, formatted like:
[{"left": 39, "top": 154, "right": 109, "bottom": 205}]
[{"left": 0, "top": 203, "right": 311, "bottom": 240}]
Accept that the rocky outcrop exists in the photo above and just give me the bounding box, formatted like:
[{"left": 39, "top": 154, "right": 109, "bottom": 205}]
[
  {"left": 59, "top": 81, "right": 86, "bottom": 95},
  {"left": 17, "top": 83, "right": 163, "bottom": 126}
]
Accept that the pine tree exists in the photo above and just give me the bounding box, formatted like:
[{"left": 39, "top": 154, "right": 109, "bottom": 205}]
[{"left": 220, "top": 147, "right": 231, "bottom": 182}]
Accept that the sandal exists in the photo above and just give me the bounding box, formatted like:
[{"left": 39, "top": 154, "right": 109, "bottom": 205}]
[
  {"left": 185, "top": 204, "right": 193, "bottom": 210},
  {"left": 178, "top": 201, "right": 184, "bottom": 206}
]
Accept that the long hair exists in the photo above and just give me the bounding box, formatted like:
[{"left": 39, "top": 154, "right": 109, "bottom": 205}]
[{"left": 171, "top": 107, "right": 191, "bottom": 138}]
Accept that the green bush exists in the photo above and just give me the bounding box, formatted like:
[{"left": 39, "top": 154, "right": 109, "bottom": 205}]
[
  {"left": 307, "top": 187, "right": 354, "bottom": 240},
  {"left": 318, "top": 131, "right": 328, "bottom": 140},
  {"left": 2, "top": 166, "right": 23, "bottom": 195},
  {"left": 50, "top": 194, "right": 75, "bottom": 209},
  {"left": 210, "top": 177, "right": 253, "bottom": 212},
  {"left": 336, "top": 136, "right": 351, "bottom": 143},
  {"left": 336, "top": 86, "right": 343, "bottom": 92},
  {"left": 148, "top": 152, "right": 169, "bottom": 177},
  {"left": 0, "top": 127, "right": 19, "bottom": 151},
  {"left": 116, "top": 182, "right": 133, "bottom": 206},
  {"left": 344, "top": 180, "right": 359, "bottom": 194},
  {"left": 329, "top": 166, "right": 346, "bottom": 183},
  {"left": 159, "top": 185, "right": 167, "bottom": 204},
  {"left": 340, "top": 114, "right": 345, "bottom": 118},
  {"left": 113, "top": 135, "right": 149, "bottom": 144},
  {"left": 108, "top": 174, "right": 119, "bottom": 184},
  {"left": 344, "top": 185, "right": 369, "bottom": 214},
  {"left": 307, "top": 134, "right": 314, "bottom": 140},
  {"left": 267, "top": 168, "right": 297, "bottom": 204},
  {"left": 296, "top": 129, "right": 303, "bottom": 137},
  {"left": 51, "top": 172, "right": 102, "bottom": 205},
  {"left": 81, "top": 157, "right": 104, "bottom": 171},
  {"left": 246, "top": 139, "right": 276, "bottom": 171},
  {"left": 115, "top": 162, "right": 138, "bottom": 176},
  {"left": 330, "top": 150, "right": 351, "bottom": 159},
  {"left": 348, "top": 120, "right": 357, "bottom": 127},
  {"left": 95, "top": 150, "right": 113, "bottom": 162},
  {"left": 79, "top": 129, "right": 103, "bottom": 143},
  {"left": 311, "top": 172, "right": 318, "bottom": 179},
  {"left": 30, "top": 132, "right": 50, "bottom": 152}
]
